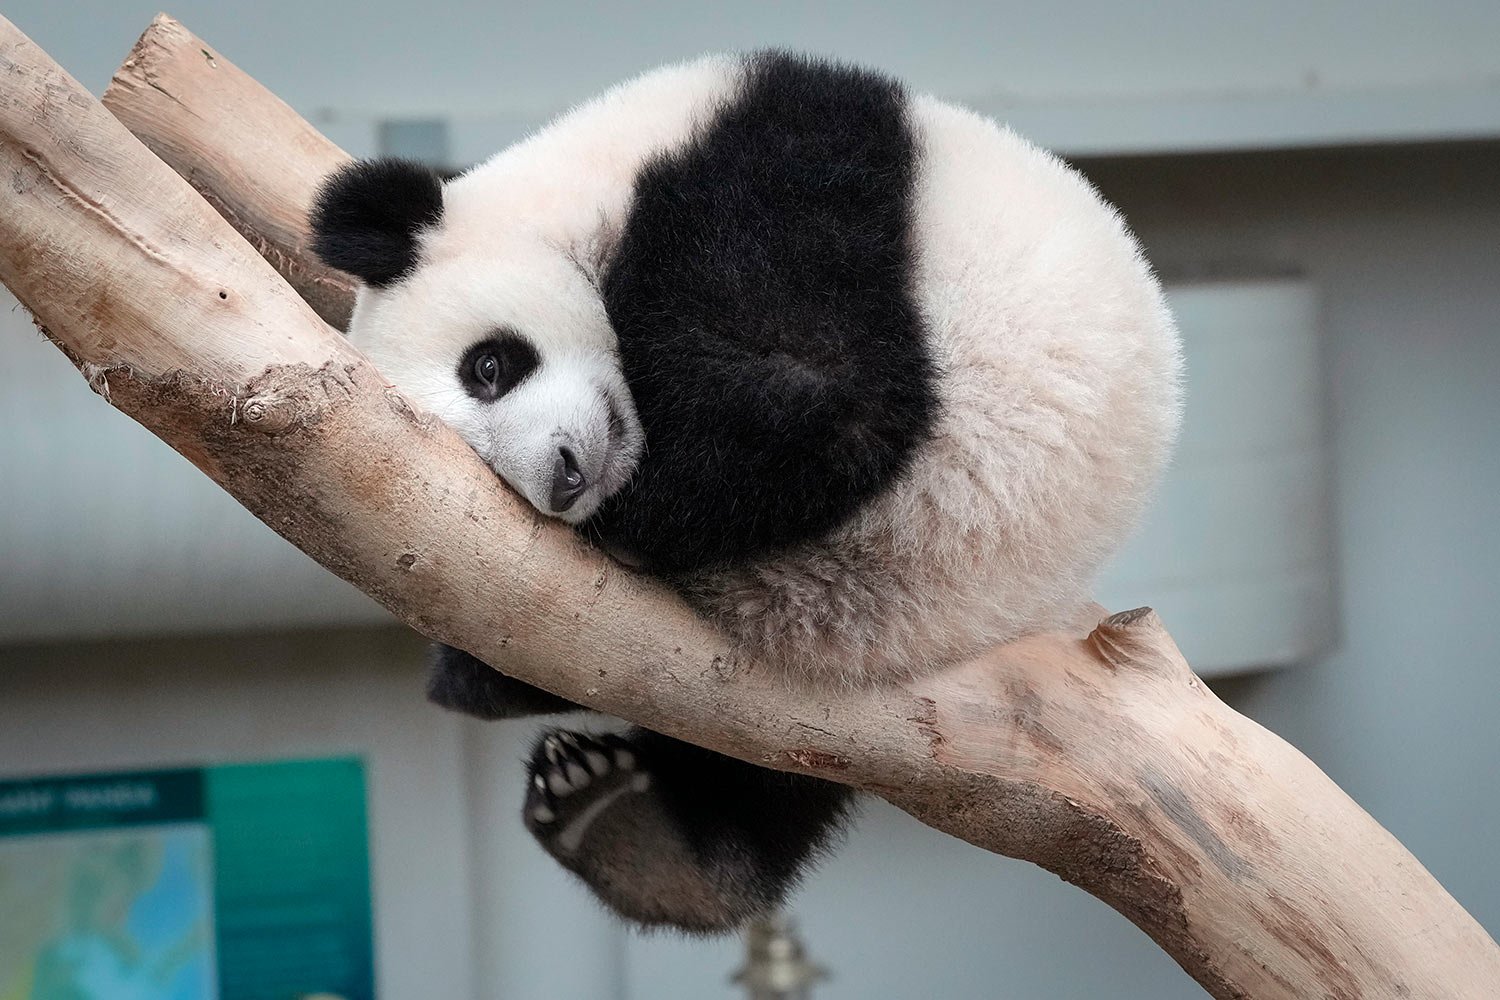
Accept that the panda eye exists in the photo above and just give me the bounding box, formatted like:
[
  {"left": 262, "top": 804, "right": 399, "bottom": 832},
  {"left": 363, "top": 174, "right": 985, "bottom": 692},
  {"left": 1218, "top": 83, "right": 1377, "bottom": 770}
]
[
  {"left": 459, "top": 332, "right": 540, "bottom": 402},
  {"left": 473, "top": 353, "right": 499, "bottom": 385}
]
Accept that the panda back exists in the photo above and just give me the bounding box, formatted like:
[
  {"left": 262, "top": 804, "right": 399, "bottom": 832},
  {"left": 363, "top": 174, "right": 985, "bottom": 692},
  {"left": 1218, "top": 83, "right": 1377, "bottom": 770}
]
[
  {"left": 680, "top": 91, "right": 1184, "bottom": 686},
  {"left": 590, "top": 52, "right": 940, "bottom": 573}
]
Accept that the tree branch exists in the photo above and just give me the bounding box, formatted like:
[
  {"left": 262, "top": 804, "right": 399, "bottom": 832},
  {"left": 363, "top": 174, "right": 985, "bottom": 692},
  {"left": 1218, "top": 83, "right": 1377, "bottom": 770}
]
[
  {"left": 0, "top": 13, "right": 1495, "bottom": 997},
  {"left": 102, "top": 14, "right": 355, "bottom": 329}
]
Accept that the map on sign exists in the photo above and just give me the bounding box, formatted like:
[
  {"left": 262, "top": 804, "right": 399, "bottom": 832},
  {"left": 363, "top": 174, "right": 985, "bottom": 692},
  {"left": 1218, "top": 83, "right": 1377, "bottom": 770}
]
[
  {"left": 0, "top": 824, "right": 216, "bottom": 1000},
  {"left": 0, "top": 761, "right": 372, "bottom": 1000}
]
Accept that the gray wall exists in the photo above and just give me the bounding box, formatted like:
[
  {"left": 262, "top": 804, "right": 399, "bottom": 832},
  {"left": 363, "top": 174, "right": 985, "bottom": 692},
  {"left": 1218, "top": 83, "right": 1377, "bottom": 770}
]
[
  {"left": 18, "top": 1, "right": 1500, "bottom": 111},
  {"left": 8, "top": 1, "right": 1500, "bottom": 157}
]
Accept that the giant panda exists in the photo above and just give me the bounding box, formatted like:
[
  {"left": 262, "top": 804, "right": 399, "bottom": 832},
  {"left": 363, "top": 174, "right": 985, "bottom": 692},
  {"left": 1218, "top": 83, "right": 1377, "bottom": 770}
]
[{"left": 308, "top": 51, "right": 1181, "bottom": 934}]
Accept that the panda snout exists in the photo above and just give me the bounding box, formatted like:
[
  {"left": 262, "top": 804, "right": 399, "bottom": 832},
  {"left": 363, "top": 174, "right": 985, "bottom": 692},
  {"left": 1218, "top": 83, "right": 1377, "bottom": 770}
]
[{"left": 549, "top": 446, "right": 588, "bottom": 513}]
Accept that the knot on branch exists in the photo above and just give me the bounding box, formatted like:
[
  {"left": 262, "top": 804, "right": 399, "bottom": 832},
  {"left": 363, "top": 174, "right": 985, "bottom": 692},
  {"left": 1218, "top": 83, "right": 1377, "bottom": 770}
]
[
  {"left": 233, "top": 361, "right": 368, "bottom": 436},
  {"left": 238, "top": 390, "right": 298, "bottom": 434}
]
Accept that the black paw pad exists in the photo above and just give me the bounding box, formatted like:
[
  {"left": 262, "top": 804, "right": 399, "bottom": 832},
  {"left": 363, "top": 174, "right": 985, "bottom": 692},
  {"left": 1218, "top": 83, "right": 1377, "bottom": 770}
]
[{"left": 524, "top": 731, "right": 649, "bottom": 849}]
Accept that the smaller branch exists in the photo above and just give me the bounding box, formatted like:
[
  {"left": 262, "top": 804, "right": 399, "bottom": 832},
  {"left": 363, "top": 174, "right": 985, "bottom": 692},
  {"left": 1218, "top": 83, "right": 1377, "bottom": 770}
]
[
  {"left": 0, "top": 24, "right": 332, "bottom": 383},
  {"left": 103, "top": 13, "right": 355, "bottom": 329}
]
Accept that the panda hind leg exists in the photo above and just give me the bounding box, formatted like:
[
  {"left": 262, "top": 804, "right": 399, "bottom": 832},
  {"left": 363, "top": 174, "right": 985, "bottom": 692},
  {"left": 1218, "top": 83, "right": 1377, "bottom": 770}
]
[
  {"left": 426, "top": 643, "right": 582, "bottom": 720},
  {"left": 523, "top": 727, "right": 852, "bottom": 934}
]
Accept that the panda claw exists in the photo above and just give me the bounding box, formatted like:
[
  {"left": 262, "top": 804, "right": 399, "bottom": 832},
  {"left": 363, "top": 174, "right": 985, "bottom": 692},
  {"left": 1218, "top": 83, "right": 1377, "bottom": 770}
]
[
  {"left": 524, "top": 730, "right": 649, "bottom": 841},
  {"left": 546, "top": 769, "right": 575, "bottom": 796}
]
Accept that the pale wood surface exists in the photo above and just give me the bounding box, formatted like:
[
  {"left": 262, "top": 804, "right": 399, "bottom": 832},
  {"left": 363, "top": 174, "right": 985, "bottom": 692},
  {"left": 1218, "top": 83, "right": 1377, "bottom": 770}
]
[
  {"left": 1, "top": 14, "right": 1496, "bottom": 997},
  {"left": 102, "top": 14, "right": 356, "bottom": 329}
]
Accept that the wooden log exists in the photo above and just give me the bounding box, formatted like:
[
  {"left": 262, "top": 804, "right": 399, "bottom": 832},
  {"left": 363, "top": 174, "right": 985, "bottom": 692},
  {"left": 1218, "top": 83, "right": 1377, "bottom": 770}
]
[
  {"left": 102, "top": 14, "right": 355, "bottom": 329},
  {"left": 0, "top": 13, "right": 1496, "bottom": 997}
]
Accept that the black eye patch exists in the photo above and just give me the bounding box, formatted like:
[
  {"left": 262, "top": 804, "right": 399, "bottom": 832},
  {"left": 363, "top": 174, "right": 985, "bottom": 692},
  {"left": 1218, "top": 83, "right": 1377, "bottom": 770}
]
[{"left": 458, "top": 332, "right": 541, "bottom": 402}]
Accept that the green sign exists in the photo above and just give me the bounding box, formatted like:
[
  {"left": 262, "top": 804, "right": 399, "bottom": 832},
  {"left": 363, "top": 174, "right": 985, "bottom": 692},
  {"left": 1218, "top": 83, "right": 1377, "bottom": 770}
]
[{"left": 0, "top": 758, "right": 374, "bottom": 1000}]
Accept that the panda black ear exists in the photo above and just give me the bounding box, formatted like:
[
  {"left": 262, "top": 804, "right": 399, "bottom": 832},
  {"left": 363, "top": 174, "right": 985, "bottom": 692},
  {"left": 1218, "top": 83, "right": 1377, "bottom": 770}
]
[{"left": 308, "top": 158, "right": 444, "bottom": 288}]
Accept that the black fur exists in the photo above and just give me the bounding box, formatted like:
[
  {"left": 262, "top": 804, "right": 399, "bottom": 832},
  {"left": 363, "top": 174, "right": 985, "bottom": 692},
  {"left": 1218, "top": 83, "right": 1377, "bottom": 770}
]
[
  {"left": 589, "top": 50, "right": 938, "bottom": 574},
  {"left": 524, "top": 728, "right": 851, "bottom": 933},
  {"left": 426, "top": 644, "right": 579, "bottom": 719},
  {"left": 309, "top": 158, "right": 444, "bottom": 288},
  {"left": 457, "top": 332, "right": 541, "bottom": 402}
]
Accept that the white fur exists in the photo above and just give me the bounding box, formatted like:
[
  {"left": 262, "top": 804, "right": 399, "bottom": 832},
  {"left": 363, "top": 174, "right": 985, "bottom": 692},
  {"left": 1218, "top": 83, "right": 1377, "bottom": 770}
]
[{"left": 348, "top": 57, "right": 1182, "bottom": 686}]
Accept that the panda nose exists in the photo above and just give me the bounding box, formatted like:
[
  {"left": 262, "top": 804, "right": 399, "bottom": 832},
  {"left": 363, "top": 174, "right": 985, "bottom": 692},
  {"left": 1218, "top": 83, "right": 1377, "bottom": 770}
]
[{"left": 549, "top": 446, "right": 587, "bottom": 513}]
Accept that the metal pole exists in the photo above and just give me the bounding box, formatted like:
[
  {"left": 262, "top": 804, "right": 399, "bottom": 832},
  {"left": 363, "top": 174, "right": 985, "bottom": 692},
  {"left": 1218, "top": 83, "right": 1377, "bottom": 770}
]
[{"left": 731, "top": 912, "right": 828, "bottom": 1000}]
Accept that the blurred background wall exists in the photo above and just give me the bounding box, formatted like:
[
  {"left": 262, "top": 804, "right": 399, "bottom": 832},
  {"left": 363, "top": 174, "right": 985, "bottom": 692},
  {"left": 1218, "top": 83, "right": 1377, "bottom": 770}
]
[{"left": 1, "top": 2, "right": 1497, "bottom": 998}]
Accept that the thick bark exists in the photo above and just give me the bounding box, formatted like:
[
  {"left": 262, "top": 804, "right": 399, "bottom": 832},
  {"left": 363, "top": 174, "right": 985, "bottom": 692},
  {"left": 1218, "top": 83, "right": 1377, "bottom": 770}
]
[{"left": 0, "top": 14, "right": 1495, "bottom": 998}]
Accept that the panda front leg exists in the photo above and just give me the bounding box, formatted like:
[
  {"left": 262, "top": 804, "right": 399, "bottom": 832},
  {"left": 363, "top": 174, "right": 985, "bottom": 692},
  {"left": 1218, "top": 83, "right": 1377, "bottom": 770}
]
[
  {"left": 426, "top": 644, "right": 583, "bottom": 720},
  {"left": 524, "top": 726, "right": 852, "bottom": 934}
]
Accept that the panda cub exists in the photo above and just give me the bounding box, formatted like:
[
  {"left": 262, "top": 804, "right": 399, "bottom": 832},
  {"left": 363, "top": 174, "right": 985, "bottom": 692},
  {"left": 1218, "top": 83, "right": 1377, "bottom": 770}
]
[{"left": 310, "top": 51, "right": 1181, "bottom": 934}]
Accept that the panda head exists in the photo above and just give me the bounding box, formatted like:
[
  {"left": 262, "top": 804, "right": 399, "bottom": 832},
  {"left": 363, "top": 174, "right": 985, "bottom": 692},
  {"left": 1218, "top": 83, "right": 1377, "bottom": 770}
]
[{"left": 309, "top": 158, "right": 643, "bottom": 524}]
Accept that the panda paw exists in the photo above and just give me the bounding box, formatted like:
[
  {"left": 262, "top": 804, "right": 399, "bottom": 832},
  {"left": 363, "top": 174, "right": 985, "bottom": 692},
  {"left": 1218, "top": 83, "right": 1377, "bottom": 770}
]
[{"left": 524, "top": 730, "right": 650, "bottom": 852}]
